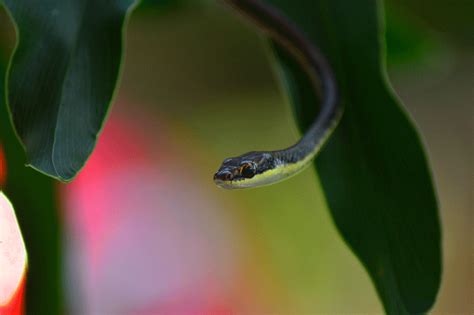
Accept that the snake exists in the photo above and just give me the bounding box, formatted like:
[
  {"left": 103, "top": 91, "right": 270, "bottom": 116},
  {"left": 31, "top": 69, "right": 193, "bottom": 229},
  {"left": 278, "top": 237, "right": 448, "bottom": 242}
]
[{"left": 214, "top": 0, "right": 341, "bottom": 189}]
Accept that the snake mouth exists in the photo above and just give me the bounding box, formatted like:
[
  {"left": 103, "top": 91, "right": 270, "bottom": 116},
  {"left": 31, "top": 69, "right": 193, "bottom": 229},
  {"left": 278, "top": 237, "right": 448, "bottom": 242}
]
[
  {"left": 214, "top": 173, "right": 258, "bottom": 189},
  {"left": 214, "top": 179, "right": 230, "bottom": 189},
  {"left": 214, "top": 171, "right": 246, "bottom": 189},
  {"left": 213, "top": 178, "right": 233, "bottom": 189},
  {"left": 213, "top": 171, "right": 234, "bottom": 189}
]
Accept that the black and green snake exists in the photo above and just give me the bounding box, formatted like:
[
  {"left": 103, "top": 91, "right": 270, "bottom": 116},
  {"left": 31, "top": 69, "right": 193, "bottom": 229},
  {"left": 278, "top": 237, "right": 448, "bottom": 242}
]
[{"left": 214, "top": 0, "right": 341, "bottom": 189}]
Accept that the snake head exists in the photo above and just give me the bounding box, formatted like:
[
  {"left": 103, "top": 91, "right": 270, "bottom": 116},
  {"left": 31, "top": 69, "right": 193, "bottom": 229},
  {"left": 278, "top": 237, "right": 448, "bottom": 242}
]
[{"left": 214, "top": 152, "right": 275, "bottom": 189}]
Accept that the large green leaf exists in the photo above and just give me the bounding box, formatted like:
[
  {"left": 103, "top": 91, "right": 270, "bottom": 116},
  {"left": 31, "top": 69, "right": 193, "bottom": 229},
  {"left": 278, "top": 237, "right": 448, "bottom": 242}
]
[
  {"left": 257, "top": 0, "right": 441, "bottom": 313},
  {"left": 1, "top": 0, "right": 138, "bottom": 181}
]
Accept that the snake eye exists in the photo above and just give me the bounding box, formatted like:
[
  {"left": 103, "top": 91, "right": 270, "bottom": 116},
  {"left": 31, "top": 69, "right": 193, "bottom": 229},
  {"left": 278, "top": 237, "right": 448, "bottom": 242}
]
[{"left": 241, "top": 163, "right": 255, "bottom": 178}]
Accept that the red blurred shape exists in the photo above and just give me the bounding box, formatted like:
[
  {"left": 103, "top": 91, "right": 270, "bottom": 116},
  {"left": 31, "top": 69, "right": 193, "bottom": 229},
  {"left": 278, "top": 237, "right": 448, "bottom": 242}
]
[
  {"left": 0, "top": 276, "right": 25, "bottom": 315},
  {"left": 0, "top": 144, "right": 6, "bottom": 187}
]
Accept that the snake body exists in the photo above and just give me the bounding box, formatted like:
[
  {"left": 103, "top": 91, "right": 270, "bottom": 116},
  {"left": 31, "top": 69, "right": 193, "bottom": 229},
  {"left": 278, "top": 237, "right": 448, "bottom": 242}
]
[{"left": 214, "top": 0, "right": 341, "bottom": 189}]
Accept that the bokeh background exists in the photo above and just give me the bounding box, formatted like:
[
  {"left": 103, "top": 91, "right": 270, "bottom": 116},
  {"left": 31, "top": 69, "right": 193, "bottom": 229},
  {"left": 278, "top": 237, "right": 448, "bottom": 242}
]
[{"left": 0, "top": 0, "right": 472, "bottom": 313}]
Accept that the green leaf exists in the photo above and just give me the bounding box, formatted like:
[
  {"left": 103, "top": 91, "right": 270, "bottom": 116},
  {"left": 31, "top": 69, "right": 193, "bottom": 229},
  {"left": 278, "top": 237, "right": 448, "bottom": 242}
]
[
  {"left": 0, "top": 58, "right": 63, "bottom": 313},
  {"left": 1, "top": 0, "right": 138, "bottom": 181},
  {"left": 261, "top": 0, "right": 441, "bottom": 313}
]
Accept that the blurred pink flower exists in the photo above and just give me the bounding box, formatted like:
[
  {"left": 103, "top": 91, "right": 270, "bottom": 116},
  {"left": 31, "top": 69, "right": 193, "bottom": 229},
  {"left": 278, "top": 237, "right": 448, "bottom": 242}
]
[{"left": 63, "top": 105, "right": 242, "bottom": 315}]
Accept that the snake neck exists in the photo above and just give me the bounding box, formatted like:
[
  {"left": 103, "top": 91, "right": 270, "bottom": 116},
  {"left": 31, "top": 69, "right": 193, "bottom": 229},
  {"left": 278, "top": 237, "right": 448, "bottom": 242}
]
[
  {"left": 226, "top": 0, "right": 341, "bottom": 168},
  {"left": 273, "top": 96, "right": 341, "bottom": 168}
]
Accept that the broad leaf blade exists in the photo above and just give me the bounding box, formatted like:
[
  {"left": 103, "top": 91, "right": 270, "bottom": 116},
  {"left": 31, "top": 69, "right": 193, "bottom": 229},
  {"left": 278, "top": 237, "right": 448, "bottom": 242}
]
[
  {"left": 264, "top": 0, "right": 441, "bottom": 313},
  {"left": 2, "top": 0, "right": 137, "bottom": 181}
]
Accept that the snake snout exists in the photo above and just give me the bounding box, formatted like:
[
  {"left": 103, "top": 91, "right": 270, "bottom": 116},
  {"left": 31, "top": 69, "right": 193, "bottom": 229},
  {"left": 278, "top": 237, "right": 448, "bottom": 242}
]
[{"left": 214, "top": 170, "right": 233, "bottom": 182}]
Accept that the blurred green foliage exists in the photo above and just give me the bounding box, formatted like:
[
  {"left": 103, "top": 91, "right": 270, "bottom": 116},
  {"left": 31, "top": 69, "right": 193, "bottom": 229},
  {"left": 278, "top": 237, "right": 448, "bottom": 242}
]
[
  {"left": 0, "top": 56, "right": 62, "bottom": 314},
  {"left": 385, "top": 9, "right": 437, "bottom": 66},
  {"left": 388, "top": 0, "right": 473, "bottom": 45}
]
